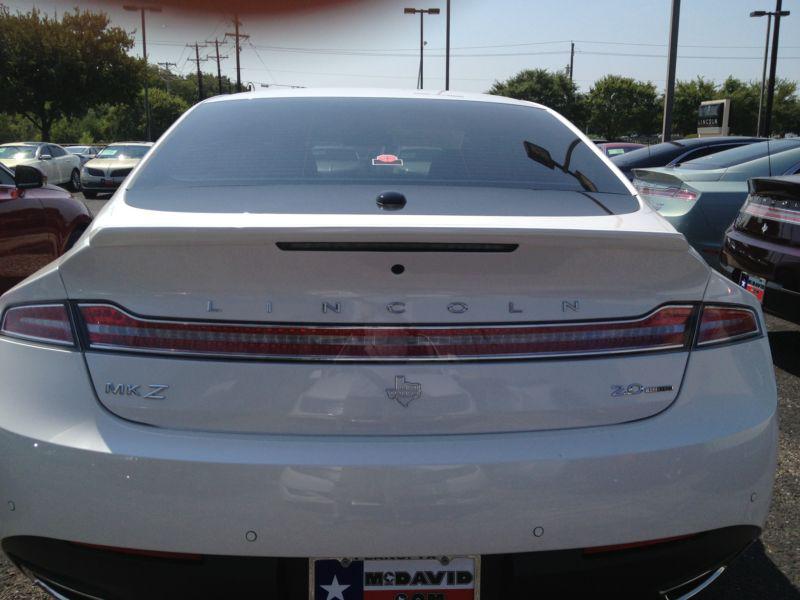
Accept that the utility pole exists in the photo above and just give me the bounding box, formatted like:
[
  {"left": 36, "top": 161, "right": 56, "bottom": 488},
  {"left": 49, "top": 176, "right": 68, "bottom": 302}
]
[
  {"left": 569, "top": 42, "right": 575, "bottom": 82},
  {"left": 187, "top": 43, "right": 207, "bottom": 102},
  {"left": 763, "top": 0, "right": 790, "bottom": 137},
  {"left": 123, "top": 4, "right": 162, "bottom": 142},
  {"left": 225, "top": 15, "right": 250, "bottom": 93},
  {"left": 445, "top": 0, "right": 451, "bottom": 90},
  {"left": 157, "top": 61, "right": 177, "bottom": 93},
  {"left": 404, "top": 7, "right": 440, "bottom": 90},
  {"left": 205, "top": 38, "right": 229, "bottom": 95},
  {"left": 661, "top": 0, "right": 681, "bottom": 142}
]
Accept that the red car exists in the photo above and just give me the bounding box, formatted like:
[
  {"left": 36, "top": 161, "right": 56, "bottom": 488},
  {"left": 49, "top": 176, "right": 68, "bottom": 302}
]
[{"left": 0, "top": 164, "right": 91, "bottom": 295}]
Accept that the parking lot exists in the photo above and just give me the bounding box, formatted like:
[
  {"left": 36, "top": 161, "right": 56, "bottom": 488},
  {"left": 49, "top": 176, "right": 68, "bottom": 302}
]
[{"left": 0, "top": 195, "right": 798, "bottom": 598}]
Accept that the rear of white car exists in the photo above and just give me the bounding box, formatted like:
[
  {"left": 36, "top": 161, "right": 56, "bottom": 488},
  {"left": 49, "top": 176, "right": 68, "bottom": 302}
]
[{"left": 0, "top": 90, "right": 777, "bottom": 599}]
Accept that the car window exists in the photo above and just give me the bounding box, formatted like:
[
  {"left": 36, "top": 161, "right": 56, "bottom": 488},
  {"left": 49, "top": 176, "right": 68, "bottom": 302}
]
[
  {"left": 66, "top": 147, "right": 88, "bottom": 154},
  {"left": 676, "top": 143, "right": 745, "bottom": 164},
  {"left": 97, "top": 145, "right": 150, "bottom": 159},
  {"left": 49, "top": 145, "right": 66, "bottom": 157},
  {"left": 680, "top": 139, "right": 800, "bottom": 170},
  {"left": 131, "top": 97, "right": 630, "bottom": 195},
  {"left": 0, "top": 167, "right": 14, "bottom": 186},
  {"left": 0, "top": 146, "right": 37, "bottom": 159}
]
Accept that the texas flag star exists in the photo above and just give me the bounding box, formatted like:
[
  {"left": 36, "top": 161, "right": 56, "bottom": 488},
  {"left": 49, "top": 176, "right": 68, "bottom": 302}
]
[{"left": 320, "top": 574, "right": 350, "bottom": 600}]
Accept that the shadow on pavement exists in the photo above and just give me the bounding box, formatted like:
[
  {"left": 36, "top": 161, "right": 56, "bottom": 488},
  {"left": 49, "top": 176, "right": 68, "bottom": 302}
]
[
  {"left": 768, "top": 330, "right": 800, "bottom": 377},
  {"left": 700, "top": 541, "right": 800, "bottom": 599}
]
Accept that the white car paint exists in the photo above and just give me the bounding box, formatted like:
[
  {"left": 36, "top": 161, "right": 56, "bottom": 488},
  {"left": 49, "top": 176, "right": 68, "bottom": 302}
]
[
  {"left": 0, "top": 90, "right": 778, "bottom": 596},
  {"left": 0, "top": 142, "right": 81, "bottom": 187}
]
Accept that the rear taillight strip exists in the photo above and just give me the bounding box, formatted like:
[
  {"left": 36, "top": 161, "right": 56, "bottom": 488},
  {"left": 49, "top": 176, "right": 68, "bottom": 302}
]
[
  {"left": 743, "top": 203, "right": 800, "bottom": 225},
  {"left": 0, "top": 304, "right": 74, "bottom": 346},
  {"left": 77, "top": 304, "right": 695, "bottom": 361}
]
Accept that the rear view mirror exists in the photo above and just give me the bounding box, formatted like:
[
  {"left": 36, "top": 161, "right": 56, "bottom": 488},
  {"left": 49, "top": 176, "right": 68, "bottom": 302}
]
[{"left": 14, "top": 165, "right": 44, "bottom": 189}]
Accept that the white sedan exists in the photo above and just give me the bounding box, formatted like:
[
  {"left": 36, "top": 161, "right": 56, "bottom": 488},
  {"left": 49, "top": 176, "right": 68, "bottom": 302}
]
[
  {"left": 0, "top": 90, "right": 777, "bottom": 600},
  {"left": 0, "top": 142, "right": 82, "bottom": 191}
]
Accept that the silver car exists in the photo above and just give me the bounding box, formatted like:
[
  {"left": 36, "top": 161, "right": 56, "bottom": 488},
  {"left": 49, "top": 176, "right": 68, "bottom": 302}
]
[{"left": 80, "top": 142, "right": 153, "bottom": 198}]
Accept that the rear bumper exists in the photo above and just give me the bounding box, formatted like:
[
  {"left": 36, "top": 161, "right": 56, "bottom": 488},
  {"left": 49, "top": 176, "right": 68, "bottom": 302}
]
[
  {"left": 4, "top": 527, "right": 759, "bottom": 599},
  {"left": 721, "top": 229, "right": 800, "bottom": 322},
  {"left": 0, "top": 332, "right": 778, "bottom": 595}
]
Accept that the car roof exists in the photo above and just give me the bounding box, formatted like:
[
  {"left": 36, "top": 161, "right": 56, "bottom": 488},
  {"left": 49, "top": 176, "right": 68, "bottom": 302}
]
[
  {"left": 0, "top": 142, "right": 41, "bottom": 147},
  {"left": 201, "top": 88, "right": 548, "bottom": 110}
]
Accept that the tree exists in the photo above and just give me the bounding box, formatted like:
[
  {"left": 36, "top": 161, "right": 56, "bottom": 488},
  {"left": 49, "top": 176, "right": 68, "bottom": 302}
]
[
  {"left": 587, "top": 75, "right": 660, "bottom": 139},
  {"left": 0, "top": 6, "right": 142, "bottom": 140},
  {"left": 716, "top": 77, "right": 760, "bottom": 136},
  {"left": 147, "top": 89, "right": 190, "bottom": 138},
  {"left": 671, "top": 77, "right": 718, "bottom": 137},
  {"left": 489, "top": 69, "right": 586, "bottom": 125},
  {"left": 768, "top": 79, "right": 800, "bottom": 136}
]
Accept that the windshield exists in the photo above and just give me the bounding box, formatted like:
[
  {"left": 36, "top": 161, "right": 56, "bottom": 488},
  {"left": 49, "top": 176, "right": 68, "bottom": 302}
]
[
  {"left": 66, "top": 146, "right": 89, "bottom": 154},
  {"left": 680, "top": 139, "right": 800, "bottom": 170},
  {"left": 97, "top": 145, "right": 149, "bottom": 159},
  {"left": 0, "top": 146, "right": 37, "bottom": 160},
  {"left": 131, "top": 97, "right": 629, "bottom": 194}
]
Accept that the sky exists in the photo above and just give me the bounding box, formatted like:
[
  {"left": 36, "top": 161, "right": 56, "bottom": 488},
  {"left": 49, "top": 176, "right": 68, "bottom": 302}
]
[{"left": 6, "top": 0, "right": 800, "bottom": 94}]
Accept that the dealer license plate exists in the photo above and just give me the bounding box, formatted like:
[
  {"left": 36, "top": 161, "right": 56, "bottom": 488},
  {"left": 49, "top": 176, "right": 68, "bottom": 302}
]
[
  {"left": 739, "top": 272, "right": 766, "bottom": 303},
  {"left": 311, "top": 556, "right": 479, "bottom": 600}
]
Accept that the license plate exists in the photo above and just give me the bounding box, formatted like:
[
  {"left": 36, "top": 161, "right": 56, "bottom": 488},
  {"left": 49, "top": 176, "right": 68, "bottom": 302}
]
[
  {"left": 739, "top": 272, "right": 766, "bottom": 303},
  {"left": 101, "top": 179, "right": 117, "bottom": 187},
  {"left": 311, "top": 556, "right": 479, "bottom": 600}
]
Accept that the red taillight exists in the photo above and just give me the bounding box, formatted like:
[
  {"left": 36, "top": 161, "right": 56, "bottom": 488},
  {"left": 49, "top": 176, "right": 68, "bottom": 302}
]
[
  {"left": 0, "top": 304, "right": 74, "bottom": 346},
  {"left": 636, "top": 185, "right": 697, "bottom": 202},
  {"left": 697, "top": 305, "right": 760, "bottom": 346},
  {"left": 77, "top": 304, "right": 695, "bottom": 361}
]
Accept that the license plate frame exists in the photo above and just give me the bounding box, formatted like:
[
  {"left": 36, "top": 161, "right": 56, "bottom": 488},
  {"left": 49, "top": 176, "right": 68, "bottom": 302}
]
[
  {"left": 310, "top": 556, "right": 480, "bottom": 600},
  {"left": 739, "top": 272, "right": 767, "bottom": 303}
]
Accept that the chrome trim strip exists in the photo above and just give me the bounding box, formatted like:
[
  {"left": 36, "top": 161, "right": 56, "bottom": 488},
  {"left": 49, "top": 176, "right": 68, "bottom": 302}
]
[
  {"left": 660, "top": 566, "right": 726, "bottom": 600},
  {"left": 34, "top": 577, "right": 105, "bottom": 600}
]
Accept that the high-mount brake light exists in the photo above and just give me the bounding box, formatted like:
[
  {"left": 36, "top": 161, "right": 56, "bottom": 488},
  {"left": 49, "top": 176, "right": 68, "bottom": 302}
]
[
  {"left": 697, "top": 305, "right": 760, "bottom": 346},
  {"left": 0, "top": 304, "right": 74, "bottom": 346},
  {"left": 78, "top": 304, "right": 696, "bottom": 361}
]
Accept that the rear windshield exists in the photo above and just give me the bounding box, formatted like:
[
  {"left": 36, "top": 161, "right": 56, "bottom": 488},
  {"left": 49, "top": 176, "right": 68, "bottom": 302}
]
[
  {"left": 66, "top": 147, "right": 88, "bottom": 154},
  {"left": 680, "top": 139, "right": 800, "bottom": 170},
  {"left": 98, "top": 145, "right": 149, "bottom": 159},
  {"left": 130, "top": 97, "right": 629, "bottom": 194}
]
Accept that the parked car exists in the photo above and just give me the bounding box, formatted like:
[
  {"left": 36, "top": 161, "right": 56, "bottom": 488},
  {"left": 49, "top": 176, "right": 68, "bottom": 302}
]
[
  {"left": 0, "top": 142, "right": 82, "bottom": 191},
  {"left": 612, "top": 136, "right": 764, "bottom": 180},
  {"left": 0, "top": 90, "right": 777, "bottom": 599},
  {"left": 65, "top": 144, "right": 104, "bottom": 166},
  {"left": 0, "top": 163, "right": 91, "bottom": 295},
  {"left": 720, "top": 175, "right": 800, "bottom": 323},
  {"left": 80, "top": 142, "right": 153, "bottom": 199},
  {"left": 597, "top": 141, "right": 645, "bottom": 157},
  {"left": 633, "top": 139, "right": 800, "bottom": 263}
]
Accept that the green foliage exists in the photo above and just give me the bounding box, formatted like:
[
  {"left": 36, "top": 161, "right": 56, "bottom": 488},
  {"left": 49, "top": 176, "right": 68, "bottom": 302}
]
[
  {"left": 717, "top": 76, "right": 760, "bottom": 135},
  {"left": 0, "top": 6, "right": 143, "bottom": 140},
  {"left": 489, "top": 69, "right": 586, "bottom": 125},
  {"left": 147, "top": 88, "right": 190, "bottom": 138},
  {"left": 587, "top": 75, "right": 660, "bottom": 139},
  {"left": 671, "top": 77, "right": 718, "bottom": 137}
]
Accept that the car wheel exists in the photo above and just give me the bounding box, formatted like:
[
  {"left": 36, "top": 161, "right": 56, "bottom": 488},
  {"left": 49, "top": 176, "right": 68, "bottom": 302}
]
[
  {"left": 83, "top": 191, "right": 98, "bottom": 199},
  {"left": 67, "top": 169, "right": 82, "bottom": 192}
]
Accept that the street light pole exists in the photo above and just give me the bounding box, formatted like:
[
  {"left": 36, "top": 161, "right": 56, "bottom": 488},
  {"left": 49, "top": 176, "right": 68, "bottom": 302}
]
[
  {"left": 754, "top": 4, "right": 790, "bottom": 137},
  {"left": 660, "top": 0, "right": 681, "bottom": 142},
  {"left": 404, "top": 8, "right": 440, "bottom": 90},
  {"left": 123, "top": 4, "right": 162, "bottom": 142},
  {"left": 751, "top": 11, "right": 773, "bottom": 137},
  {"left": 445, "top": 0, "right": 451, "bottom": 90}
]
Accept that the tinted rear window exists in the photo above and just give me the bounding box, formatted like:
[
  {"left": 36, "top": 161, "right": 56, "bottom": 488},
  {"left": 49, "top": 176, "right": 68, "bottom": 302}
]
[
  {"left": 680, "top": 139, "right": 800, "bottom": 170},
  {"left": 130, "top": 97, "right": 629, "bottom": 195}
]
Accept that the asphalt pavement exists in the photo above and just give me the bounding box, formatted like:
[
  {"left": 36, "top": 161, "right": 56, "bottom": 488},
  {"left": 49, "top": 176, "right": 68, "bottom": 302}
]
[{"left": 0, "top": 195, "right": 798, "bottom": 598}]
